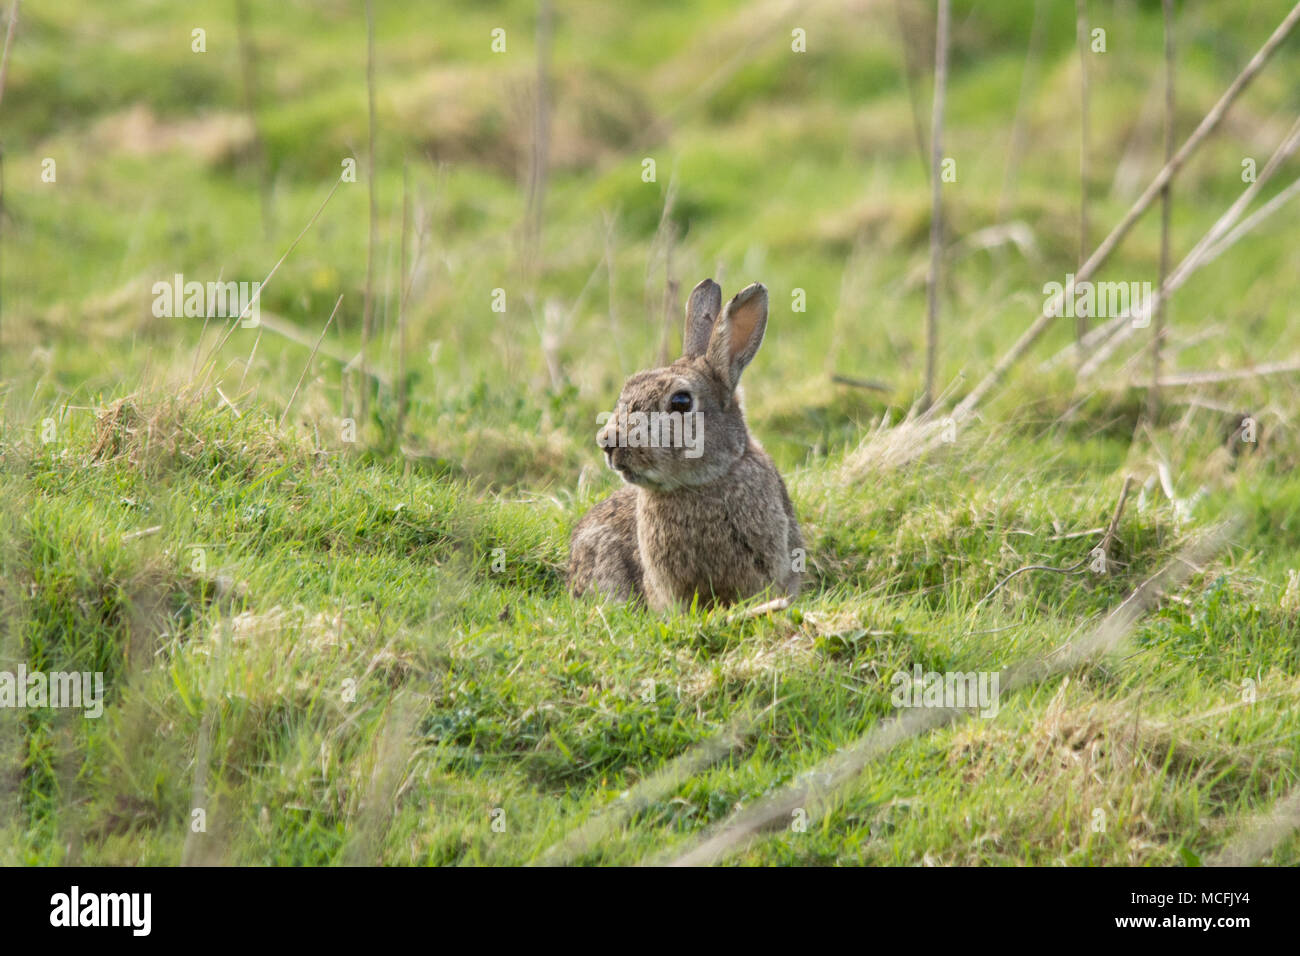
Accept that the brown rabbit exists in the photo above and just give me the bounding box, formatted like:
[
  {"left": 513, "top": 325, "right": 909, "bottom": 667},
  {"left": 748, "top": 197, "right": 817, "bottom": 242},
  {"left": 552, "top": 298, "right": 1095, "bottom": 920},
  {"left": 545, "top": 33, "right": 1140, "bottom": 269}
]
[{"left": 568, "top": 279, "right": 803, "bottom": 611}]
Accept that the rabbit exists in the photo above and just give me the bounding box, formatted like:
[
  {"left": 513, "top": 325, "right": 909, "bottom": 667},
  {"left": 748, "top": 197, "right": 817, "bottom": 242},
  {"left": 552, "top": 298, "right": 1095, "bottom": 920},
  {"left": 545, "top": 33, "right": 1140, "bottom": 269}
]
[{"left": 568, "top": 278, "right": 803, "bottom": 612}]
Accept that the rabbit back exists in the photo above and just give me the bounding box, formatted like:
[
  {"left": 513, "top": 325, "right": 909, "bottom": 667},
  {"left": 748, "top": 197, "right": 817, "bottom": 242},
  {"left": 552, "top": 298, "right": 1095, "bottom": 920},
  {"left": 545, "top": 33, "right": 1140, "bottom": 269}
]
[{"left": 567, "top": 485, "right": 644, "bottom": 603}]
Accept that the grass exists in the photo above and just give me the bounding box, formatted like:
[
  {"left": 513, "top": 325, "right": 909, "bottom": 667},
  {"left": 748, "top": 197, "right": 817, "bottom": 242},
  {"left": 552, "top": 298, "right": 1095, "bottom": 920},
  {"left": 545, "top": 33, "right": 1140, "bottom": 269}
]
[{"left": 0, "top": 0, "right": 1298, "bottom": 865}]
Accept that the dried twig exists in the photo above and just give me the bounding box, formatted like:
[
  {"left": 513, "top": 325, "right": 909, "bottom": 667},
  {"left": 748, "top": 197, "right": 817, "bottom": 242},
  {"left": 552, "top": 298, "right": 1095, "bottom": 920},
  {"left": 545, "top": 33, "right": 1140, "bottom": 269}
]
[
  {"left": 1075, "top": 0, "right": 1091, "bottom": 343},
  {"left": 1149, "top": 0, "right": 1176, "bottom": 420},
  {"left": 922, "top": 0, "right": 950, "bottom": 411},
  {"left": 1078, "top": 114, "right": 1300, "bottom": 379},
  {"left": 215, "top": 385, "right": 241, "bottom": 417},
  {"left": 524, "top": 0, "right": 551, "bottom": 279},
  {"left": 0, "top": 0, "right": 18, "bottom": 112},
  {"left": 359, "top": 0, "right": 378, "bottom": 421},
  {"left": 1136, "top": 358, "right": 1300, "bottom": 388},
  {"left": 396, "top": 163, "right": 411, "bottom": 437},
  {"left": 894, "top": 0, "right": 931, "bottom": 182},
  {"left": 726, "top": 596, "right": 791, "bottom": 623},
  {"left": 831, "top": 373, "right": 892, "bottom": 393},
  {"left": 1200, "top": 173, "right": 1300, "bottom": 267},
  {"left": 973, "top": 475, "right": 1132, "bottom": 612},
  {"left": 0, "top": 0, "right": 20, "bottom": 372},
  {"left": 955, "top": 2, "right": 1300, "bottom": 420},
  {"left": 646, "top": 171, "right": 679, "bottom": 363}
]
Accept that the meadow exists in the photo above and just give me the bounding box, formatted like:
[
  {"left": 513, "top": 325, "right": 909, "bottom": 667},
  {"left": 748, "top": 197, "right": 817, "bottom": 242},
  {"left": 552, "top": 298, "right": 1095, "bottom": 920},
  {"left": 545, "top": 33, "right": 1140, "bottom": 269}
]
[{"left": 0, "top": 0, "right": 1298, "bottom": 865}]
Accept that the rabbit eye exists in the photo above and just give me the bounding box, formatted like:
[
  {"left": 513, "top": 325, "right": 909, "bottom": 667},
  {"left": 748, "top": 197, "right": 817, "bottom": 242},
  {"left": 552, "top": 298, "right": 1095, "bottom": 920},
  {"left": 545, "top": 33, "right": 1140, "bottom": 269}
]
[{"left": 668, "top": 391, "right": 693, "bottom": 413}]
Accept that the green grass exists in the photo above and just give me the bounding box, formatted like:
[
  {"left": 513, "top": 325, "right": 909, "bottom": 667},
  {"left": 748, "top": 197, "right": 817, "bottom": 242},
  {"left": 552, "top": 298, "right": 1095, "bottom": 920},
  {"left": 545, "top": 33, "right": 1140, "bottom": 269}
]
[{"left": 1, "top": 0, "right": 1299, "bottom": 865}]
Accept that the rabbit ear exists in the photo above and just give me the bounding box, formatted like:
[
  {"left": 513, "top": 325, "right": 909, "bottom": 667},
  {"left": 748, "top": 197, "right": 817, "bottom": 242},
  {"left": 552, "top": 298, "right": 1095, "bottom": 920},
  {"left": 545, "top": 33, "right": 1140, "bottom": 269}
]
[
  {"left": 683, "top": 279, "right": 722, "bottom": 358},
  {"left": 706, "top": 282, "right": 768, "bottom": 392}
]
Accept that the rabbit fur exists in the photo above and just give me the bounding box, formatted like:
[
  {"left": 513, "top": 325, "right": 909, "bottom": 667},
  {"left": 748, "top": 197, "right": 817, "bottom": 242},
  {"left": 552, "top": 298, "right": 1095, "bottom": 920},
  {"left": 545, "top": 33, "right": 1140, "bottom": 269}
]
[{"left": 568, "top": 279, "right": 803, "bottom": 612}]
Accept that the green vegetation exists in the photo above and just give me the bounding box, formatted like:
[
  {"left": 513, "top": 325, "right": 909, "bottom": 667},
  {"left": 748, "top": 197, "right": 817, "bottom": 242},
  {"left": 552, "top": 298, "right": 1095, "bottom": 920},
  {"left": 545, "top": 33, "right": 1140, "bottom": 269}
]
[{"left": 1, "top": 0, "right": 1298, "bottom": 865}]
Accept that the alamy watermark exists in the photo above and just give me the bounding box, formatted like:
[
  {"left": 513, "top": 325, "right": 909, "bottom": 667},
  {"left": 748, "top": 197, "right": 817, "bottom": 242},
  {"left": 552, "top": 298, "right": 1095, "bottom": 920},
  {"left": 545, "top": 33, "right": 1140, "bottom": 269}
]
[
  {"left": 0, "top": 666, "right": 105, "bottom": 718},
  {"left": 890, "top": 664, "right": 1000, "bottom": 718},
  {"left": 50, "top": 886, "right": 150, "bottom": 935},
  {"left": 152, "top": 273, "right": 261, "bottom": 327},
  {"left": 1043, "top": 273, "right": 1154, "bottom": 325},
  {"left": 597, "top": 409, "right": 704, "bottom": 458}
]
